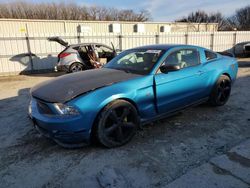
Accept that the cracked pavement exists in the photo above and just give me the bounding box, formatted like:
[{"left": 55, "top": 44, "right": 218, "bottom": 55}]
[{"left": 0, "top": 59, "right": 250, "bottom": 188}]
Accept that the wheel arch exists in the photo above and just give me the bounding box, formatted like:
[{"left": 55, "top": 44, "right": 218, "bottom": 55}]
[
  {"left": 119, "top": 97, "right": 139, "bottom": 112},
  {"left": 213, "top": 72, "right": 231, "bottom": 85},
  {"left": 222, "top": 72, "right": 231, "bottom": 80},
  {"left": 212, "top": 72, "right": 232, "bottom": 89},
  {"left": 94, "top": 97, "right": 140, "bottom": 124},
  {"left": 69, "top": 61, "right": 85, "bottom": 67}
]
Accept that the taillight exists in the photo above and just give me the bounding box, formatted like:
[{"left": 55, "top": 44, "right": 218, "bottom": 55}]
[{"left": 59, "top": 53, "right": 70, "bottom": 58}]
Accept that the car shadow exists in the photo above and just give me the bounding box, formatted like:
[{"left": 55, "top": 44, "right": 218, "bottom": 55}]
[
  {"left": 237, "top": 58, "right": 250, "bottom": 68},
  {"left": 9, "top": 53, "right": 59, "bottom": 76}
]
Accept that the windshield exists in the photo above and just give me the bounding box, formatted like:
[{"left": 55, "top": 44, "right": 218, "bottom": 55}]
[{"left": 104, "top": 49, "right": 165, "bottom": 75}]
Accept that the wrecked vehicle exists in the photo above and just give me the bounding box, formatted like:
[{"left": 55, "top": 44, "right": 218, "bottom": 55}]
[
  {"left": 224, "top": 41, "right": 250, "bottom": 57},
  {"left": 48, "top": 37, "right": 117, "bottom": 73},
  {"left": 29, "top": 44, "right": 238, "bottom": 148},
  {"left": 243, "top": 43, "right": 250, "bottom": 56}
]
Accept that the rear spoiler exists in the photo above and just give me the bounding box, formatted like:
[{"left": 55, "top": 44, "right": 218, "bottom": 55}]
[{"left": 217, "top": 51, "right": 235, "bottom": 57}]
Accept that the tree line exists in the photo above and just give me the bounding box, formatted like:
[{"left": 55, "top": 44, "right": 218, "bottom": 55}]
[
  {"left": 0, "top": 2, "right": 249, "bottom": 31},
  {"left": 176, "top": 5, "right": 250, "bottom": 31},
  {"left": 0, "top": 2, "right": 151, "bottom": 22}
]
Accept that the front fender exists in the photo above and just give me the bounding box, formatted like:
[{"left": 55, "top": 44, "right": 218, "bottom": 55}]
[{"left": 68, "top": 75, "right": 154, "bottom": 131}]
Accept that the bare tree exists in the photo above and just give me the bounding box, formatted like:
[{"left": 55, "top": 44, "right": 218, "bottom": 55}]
[
  {"left": 228, "top": 5, "right": 250, "bottom": 31},
  {"left": 0, "top": 2, "right": 151, "bottom": 22},
  {"left": 176, "top": 5, "right": 250, "bottom": 31},
  {"left": 176, "top": 11, "right": 229, "bottom": 31}
]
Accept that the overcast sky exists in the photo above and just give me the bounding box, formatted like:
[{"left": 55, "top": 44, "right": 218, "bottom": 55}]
[{"left": 3, "top": 0, "right": 250, "bottom": 21}]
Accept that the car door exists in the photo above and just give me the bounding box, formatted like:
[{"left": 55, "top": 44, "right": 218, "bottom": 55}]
[
  {"left": 94, "top": 45, "right": 115, "bottom": 63},
  {"left": 154, "top": 48, "right": 209, "bottom": 114},
  {"left": 77, "top": 45, "right": 90, "bottom": 66}
]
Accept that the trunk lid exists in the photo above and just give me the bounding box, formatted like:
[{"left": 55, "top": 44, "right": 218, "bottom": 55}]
[{"left": 47, "top": 36, "right": 69, "bottom": 47}]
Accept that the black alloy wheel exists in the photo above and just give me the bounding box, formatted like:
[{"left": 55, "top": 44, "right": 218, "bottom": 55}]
[
  {"left": 209, "top": 75, "right": 231, "bottom": 106},
  {"left": 95, "top": 100, "right": 139, "bottom": 148}
]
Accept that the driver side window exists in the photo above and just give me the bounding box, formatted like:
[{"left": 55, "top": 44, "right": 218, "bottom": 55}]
[{"left": 159, "top": 49, "right": 199, "bottom": 73}]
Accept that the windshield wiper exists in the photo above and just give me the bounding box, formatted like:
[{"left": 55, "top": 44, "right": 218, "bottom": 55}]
[
  {"left": 112, "top": 67, "right": 131, "bottom": 73},
  {"left": 123, "top": 69, "right": 131, "bottom": 73}
]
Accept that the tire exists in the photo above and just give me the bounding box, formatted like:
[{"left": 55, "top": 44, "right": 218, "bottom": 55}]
[
  {"left": 209, "top": 75, "right": 231, "bottom": 106},
  {"left": 95, "top": 100, "right": 139, "bottom": 148},
  {"left": 69, "top": 62, "right": 85, "bottom": 73}
]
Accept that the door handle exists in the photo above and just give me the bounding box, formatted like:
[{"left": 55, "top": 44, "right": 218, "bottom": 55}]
[{"left": 196, "top": 71, "right": 204, "bottom": 75}]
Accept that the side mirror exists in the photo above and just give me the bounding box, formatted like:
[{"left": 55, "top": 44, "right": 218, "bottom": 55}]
[{"left": 160, "top": 64, "right": 181, "bottom": 73}]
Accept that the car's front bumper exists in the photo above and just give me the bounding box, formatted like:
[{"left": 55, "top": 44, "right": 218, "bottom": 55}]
[{"left": 29, "top": 98, "right": 91, "bottom": 148}]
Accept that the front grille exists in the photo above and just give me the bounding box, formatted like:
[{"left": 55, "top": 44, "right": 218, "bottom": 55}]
[{"left": 37, "top": 101, "right": 54, "bottom": 115}]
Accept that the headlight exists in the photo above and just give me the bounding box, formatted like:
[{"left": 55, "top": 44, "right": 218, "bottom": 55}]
[{"left": 54, "top": 103, "right": 80, "bottom": 115}]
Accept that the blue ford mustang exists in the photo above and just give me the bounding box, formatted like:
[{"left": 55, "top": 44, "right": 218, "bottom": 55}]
[{"left": 29, "top": 44, "right": 238, "bottom": 148}]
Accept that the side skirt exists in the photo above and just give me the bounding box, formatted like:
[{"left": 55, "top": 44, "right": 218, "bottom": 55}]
[{"left": 140, "top": 97, "right": 209, "bottom": 126}]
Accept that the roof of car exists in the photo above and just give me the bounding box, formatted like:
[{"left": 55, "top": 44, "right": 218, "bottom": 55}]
[
  {"left": 69, "top": 43, "right": 205, "bottom": 51},
  {"left": 69, "top": 43, "right": 111, "bottom": 47},
  {"left": 131, "top": 44, "right": 202, "bottom": 50}
]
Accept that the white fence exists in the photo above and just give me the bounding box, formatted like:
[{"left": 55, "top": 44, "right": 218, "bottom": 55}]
[{"left": 0, "top": 31, "right": 250, "bottom": 75}]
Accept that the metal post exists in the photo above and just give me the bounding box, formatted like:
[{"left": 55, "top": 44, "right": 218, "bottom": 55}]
[
  {"left": 77, "top": 34, "right": 81, "bottom": 44},
  {"left": 63, "top": 21, "right": 67, "bottom": 33},
  {"left": 210, "top": 33, "right": 214, "bottom": 50},
  {"left": 233, "top": 31, "right": 237, "bottom": 55},
  {"left": 25, "top": 23, "right": 33, "bottom": 72},
  {"left": 155, "top": 34, "right": 159, "bottom": 44},
  {"left": 118, "top": 35, "right": 122, "bottom": 51},
  {"left": 233, "top": 31, "right": 237, "bottom": 46},
  {"left": 185, "top": 33, "right": 188, "bottom": 45},
  {"left": 77, "top": 25, "right": 81, "bottom": 44}
]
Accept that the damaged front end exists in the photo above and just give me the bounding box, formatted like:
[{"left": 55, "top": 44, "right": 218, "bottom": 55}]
[{"left": 28, "top": 97, "right": 90, "bottom": 148}]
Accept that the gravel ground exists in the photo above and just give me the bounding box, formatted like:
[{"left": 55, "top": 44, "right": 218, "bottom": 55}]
[{"left": 0, "top": 59, "right": 250, "bottom": 188}]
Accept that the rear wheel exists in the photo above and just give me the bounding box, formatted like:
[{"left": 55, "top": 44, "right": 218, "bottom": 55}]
[
  {"left": 95, "top": 100, "right": 139, "bottom": 148},
  {"left": 69, "top": 62, "right": 85, "bottom": 73},
  {"left": 209, "top": 75, "right": 231, "bottom": 106}
]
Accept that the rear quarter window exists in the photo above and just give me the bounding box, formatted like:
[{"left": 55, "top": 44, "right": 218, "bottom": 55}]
[{"left": 205, "top": 50, "right": 217, "bottom": 61}]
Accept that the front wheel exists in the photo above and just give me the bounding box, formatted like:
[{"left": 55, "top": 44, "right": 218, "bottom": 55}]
[
  {"left": 95, "top": 100, "right": 139, "bottom": 148},
  {"left": 209, "top": 75, "right": 231, "bottom": 106}
]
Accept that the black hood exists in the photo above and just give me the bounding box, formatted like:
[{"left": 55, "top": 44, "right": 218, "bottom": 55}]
[{"left": 31, "top": 68, "right": 141, "bottom": 103}]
